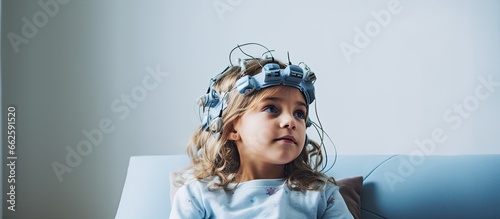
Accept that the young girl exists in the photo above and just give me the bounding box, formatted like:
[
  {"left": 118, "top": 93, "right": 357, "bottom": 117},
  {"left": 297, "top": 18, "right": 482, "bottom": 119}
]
[{"left": 170, "top": 47, "right": 353, "bottom": 218}]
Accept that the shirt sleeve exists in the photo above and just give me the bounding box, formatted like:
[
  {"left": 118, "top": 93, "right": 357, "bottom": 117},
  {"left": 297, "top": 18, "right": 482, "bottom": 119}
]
[
  {"left": 322, "top": 185, "right": 354, "bottom": 219},
  {"left": 169, "top": 182, "right": 205, "bottom": 219}
]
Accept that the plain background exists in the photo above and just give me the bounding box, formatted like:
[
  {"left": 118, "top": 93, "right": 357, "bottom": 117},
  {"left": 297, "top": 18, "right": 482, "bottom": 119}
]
[{"left": 1, "top": 0, "right": 499, "bottom": 218}]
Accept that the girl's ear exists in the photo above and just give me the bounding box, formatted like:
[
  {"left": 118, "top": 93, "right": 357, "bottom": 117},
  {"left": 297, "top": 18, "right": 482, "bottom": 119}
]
[
  {"left": 228, "top": 132, "right": 239, "bottom": 141},
  {"left": 228, "top": 123, "right": 240, "bottom": 141}
]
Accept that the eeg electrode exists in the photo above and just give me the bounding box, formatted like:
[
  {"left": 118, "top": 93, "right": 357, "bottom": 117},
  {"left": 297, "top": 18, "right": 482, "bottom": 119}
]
[{"left": 198, "top": 43, "right": 317, "bottom": 133}]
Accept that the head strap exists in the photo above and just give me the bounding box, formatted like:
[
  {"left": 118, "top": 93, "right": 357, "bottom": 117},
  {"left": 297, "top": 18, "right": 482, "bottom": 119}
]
[{"left": 234, "top": 62, "right": 316, "bottom": 104}]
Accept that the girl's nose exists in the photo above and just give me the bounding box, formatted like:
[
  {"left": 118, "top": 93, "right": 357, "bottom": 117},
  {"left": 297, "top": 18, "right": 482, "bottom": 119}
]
[{"left": 279, "top": 113, "right": 296, "bottom": 130}]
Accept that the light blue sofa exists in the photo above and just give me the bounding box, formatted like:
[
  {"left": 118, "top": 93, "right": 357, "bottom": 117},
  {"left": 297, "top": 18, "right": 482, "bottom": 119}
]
[{"left": 115, "top": 154, "right": 500, "bottom": 218}]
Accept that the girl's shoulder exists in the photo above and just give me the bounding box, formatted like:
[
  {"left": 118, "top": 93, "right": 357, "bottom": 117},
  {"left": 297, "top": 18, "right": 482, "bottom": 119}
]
[{"left": 325, "top": 181, "right": 340, "bottom": 191}]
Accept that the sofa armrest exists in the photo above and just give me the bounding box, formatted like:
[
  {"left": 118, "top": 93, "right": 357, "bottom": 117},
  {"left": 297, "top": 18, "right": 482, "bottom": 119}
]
[{"left": 115, "top": 155, "right": 189, "bottom": 219}]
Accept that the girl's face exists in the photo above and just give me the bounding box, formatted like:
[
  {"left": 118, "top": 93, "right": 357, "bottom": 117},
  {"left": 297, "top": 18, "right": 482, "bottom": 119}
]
[{"left": 232, "top": 86, "right": 307, "bottom": 168}]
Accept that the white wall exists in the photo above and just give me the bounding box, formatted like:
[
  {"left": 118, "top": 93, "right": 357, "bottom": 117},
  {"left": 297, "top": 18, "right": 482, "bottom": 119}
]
[
  {"left": 2, "top": 0, "right": 499, "bottom": 218},
  {"left": 0, "top": 2, "right": 3, "bottom": 217}
]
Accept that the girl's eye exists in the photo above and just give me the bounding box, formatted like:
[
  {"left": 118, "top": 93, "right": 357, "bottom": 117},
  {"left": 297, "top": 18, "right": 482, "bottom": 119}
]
[
  {"left": 263, "top": 105, "right": 279, "bottom": 114},
  {"left": 294, "top": 110, "right": 306, "bottom": 119}
]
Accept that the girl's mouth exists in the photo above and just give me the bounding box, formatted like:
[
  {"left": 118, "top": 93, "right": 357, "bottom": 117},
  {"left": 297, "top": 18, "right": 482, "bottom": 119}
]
[{"left": 274, "top": 135, "right": 297, "bottom": 144}]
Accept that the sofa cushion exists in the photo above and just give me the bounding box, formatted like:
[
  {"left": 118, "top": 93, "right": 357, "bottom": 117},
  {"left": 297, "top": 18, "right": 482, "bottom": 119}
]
[
  {"left": 360, "top": 155, "right": 500, "bottom": 218},
  {"left": 337, "top": 176, "right": 363, "bottom": 219}
]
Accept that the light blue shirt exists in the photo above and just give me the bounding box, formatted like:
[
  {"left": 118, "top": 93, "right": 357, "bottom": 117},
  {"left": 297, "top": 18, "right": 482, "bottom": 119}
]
[{"left": 170, "top": 178, "right": 353, "bottom": 219}]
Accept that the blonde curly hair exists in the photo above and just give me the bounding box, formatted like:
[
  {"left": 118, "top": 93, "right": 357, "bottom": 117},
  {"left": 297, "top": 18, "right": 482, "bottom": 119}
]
[{"left": 181, "top": 59, "right": 335, "bottom": 191}]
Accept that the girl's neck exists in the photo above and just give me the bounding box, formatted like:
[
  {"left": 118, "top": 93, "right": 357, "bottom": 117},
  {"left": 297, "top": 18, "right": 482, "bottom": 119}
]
[{"left": 237, "top": 163, "right": 285, "bottom": 182}]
